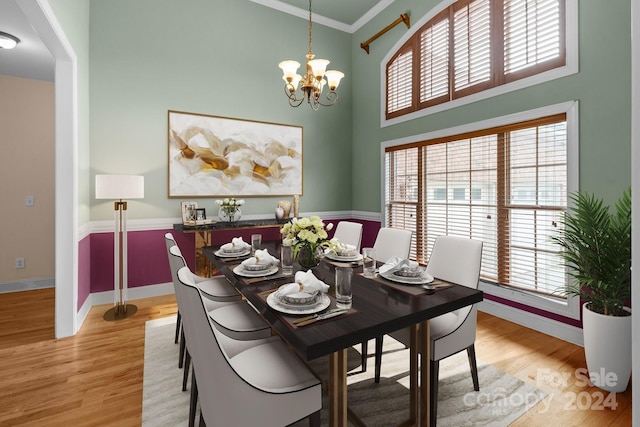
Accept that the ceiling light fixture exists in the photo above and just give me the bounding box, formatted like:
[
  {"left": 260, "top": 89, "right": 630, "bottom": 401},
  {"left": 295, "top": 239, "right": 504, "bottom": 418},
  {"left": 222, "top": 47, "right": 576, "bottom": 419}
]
[
  {"left": 278, "top": 0, "right": 344, "bottom": 110},
  {"left": 0, "top": 31, "right": 20, "bottom": 49}
]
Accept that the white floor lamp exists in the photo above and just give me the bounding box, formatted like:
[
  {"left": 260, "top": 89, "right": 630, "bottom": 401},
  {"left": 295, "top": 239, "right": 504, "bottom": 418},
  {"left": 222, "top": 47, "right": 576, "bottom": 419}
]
[{"left": 96, "top": 174, "right": 145, "bottom": 321}]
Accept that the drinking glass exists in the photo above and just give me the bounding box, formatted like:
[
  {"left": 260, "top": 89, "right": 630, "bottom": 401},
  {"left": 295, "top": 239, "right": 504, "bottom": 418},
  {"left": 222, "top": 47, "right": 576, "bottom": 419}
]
[
  {"left": 280, "top": 244, "right": 294, "bottom": 275},
  {"left": 335, "top": 267, "right": 353, "bottom": 309},
  {"left": 362, "top": 247, "right": 376, "bottom": 278},
  {"left": 251, "top": 234, "right": 262, "bottom": 254}
]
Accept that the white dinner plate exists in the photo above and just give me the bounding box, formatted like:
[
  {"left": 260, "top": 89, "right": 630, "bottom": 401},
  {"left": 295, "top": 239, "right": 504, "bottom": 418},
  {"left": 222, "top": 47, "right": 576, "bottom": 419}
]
[
  {"left": 215, "top": 248, "right": 251, "bottom": 258},
  {"left": 380, "top": 271, "right": 434, "bottom": 285},
  {"left": 266, "top": 292, "right": 331, "bottom": 315},
  {"left": 324, "top": 252, "right": 364, "bottom": 262},
  {"left": 232, "top": 264, "right": 279, "bottom": 277}
]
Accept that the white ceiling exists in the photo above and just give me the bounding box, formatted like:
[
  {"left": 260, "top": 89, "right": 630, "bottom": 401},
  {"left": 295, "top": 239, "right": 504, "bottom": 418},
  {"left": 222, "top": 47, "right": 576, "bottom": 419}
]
[
  {"left": 0, "top": 0, "right": 395, "bottom": 82},
  {"left": 0, "top": 0, "right": 54, "bottom": 81}
]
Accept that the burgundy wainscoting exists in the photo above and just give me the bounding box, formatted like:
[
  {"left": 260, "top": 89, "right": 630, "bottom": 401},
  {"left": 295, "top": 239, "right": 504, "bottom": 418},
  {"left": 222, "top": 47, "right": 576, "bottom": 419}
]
[{"left": 78, "top": 235, "right": 91, "bottom": 310}]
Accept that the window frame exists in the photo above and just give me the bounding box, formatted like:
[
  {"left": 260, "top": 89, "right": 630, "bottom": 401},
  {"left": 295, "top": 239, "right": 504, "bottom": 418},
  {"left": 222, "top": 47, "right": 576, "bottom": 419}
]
[
  {"left": 381, "top": 101, "right": 580, "bottom": 320},
  {"left": 381, "top": 0, "right": 578, "bottom": 128}
]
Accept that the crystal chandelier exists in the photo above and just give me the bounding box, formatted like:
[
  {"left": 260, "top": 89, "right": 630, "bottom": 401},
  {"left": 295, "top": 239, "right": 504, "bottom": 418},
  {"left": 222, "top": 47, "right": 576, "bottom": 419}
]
[{"left": 278, "top": 0, "right": 344, "bottom": 110}]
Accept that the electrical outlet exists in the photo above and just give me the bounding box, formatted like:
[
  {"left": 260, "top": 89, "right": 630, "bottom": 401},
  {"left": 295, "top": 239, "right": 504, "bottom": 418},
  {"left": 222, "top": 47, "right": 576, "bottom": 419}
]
[
  {"left": 25, "top": 196, "right": 35, "bottom": 207},
  {"left": 16, "top": 258, "right": 25, "bottom": 269}
]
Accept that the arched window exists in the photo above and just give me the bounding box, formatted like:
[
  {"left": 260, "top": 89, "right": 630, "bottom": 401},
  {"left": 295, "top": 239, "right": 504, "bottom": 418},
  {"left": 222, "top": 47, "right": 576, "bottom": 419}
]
[{"left": 386, "top": 0, "right": 566, "bottom": 120}]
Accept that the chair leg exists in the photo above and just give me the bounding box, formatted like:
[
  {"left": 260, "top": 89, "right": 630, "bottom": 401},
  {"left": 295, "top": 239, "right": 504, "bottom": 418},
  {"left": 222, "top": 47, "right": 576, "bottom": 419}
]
[
  {"left": 467, "top": 344, "right": 480, "bottom": 391},
  {"left": 179, "top": 328, "right": 186, "bottom": 368},
  {"left": 189, "top": 369, "right": 198, "bottom": 427},
  {"left": 308, "top": 410, "right": 321, "bottom": 427},
  {"left": 431, "top": 359, "right": 439, "bottom": 427},
  {"left": 361, "top": 341, "right": 368, "bottom": 371},
  {"left": 183, "top": 349, "right": 191, "bottom": 392},
  {"left": 374, "top": 335, "right": 383, "bottom": 383},
  {"left": 174, "top": 311, "right": 182, "bottom": 344}
]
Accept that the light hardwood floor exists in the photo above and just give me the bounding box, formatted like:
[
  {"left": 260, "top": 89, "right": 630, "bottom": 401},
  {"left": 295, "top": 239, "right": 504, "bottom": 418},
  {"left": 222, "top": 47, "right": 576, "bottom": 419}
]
[{"left": 0, "top": 288, "right": 632, "bottom": 426}]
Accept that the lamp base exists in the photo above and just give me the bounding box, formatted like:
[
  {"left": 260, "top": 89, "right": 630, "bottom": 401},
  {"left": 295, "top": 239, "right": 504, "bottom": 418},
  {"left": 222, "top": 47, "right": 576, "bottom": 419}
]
[{"left": 103, "top": 303, "right": 138, "bottom": 321}]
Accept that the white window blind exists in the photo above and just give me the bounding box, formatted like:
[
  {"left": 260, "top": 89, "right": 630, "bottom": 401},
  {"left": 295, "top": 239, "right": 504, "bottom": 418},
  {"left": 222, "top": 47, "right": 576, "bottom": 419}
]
[
  {"left": 387, "top": 50, "right": 413, "bottom": 113},
  {"left": 454, "top": 0, "right": 492, "bottom": 91},
  {"left": 385, "top": 115, "right": 567, "bottom": 297},
  {"left": 504, "top": 0, "right": 562, "bottom": 75},
  {"left": 420, "top": 18, "right": 450, "bottom": 103},
  {"left": 386, "top": 0, "right": 565, "bottom": 118}
]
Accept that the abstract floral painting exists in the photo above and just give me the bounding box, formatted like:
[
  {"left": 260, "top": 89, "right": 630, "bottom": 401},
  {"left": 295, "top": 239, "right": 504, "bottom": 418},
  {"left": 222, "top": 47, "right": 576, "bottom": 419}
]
[{"left": 168, "top": 110, "right": 303, "bottom": 197}]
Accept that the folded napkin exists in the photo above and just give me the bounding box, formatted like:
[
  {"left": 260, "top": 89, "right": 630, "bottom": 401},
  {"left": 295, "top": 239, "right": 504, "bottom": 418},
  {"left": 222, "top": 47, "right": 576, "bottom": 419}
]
[
  {"left": 278, "top": 270, "right": 330, "bottom": 296},
  {"left": 221, "top": 237, "right": 250, "bottom": 252},
  {"left": 329, "top": 242, "right": 357, "bottom": 256},
  {"left": 241, "top": 249, "right": 278, "bottom": 267},
  {"left": 379, "top": 256, "right": 420, "bottom": 275}
]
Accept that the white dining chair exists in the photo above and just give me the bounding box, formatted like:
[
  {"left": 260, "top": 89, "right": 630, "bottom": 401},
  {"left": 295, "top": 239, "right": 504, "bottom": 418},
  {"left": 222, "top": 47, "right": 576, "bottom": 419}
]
[
  {"left": 372, "top": 227, "right": 413, "bottom": 262},
  {"left": 166, "top": 244, "right": 271, "bottom": 390},
  {"left": 361, "top": 227, "right": 414, "bottom": 370},
  {"left": 332, "top": 220, "right": 363, "bottom": 251},
  {"left": 373, "top": 235, "right": 483, "bottom": 425},
  {"left": 177, "top": 266, "right": 322, "bottom": 427},
  {"left": 165, "top": 233, "right": 242, "bottom": 349}
]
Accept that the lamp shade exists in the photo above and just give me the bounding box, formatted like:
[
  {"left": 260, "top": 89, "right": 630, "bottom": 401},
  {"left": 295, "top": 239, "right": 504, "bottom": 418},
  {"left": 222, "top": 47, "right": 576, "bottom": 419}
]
[{"left": 95, "top": 174, "right": 144, "bottom": 200}]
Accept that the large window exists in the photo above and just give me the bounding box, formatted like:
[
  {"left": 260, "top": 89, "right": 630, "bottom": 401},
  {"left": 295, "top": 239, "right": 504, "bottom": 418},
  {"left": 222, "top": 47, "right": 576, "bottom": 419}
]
[
  {"left": 384, "top": 113, "right": 568, "bottom": 298},
  {"left": 386, "top": 0, "right": 566, "bottom": 120}
]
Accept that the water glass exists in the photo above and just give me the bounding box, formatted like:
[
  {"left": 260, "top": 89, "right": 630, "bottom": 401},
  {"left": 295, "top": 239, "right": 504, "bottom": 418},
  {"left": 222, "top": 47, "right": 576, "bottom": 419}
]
[
  {"left": 251, "top": 234, "right": 262, "bottom": 254},
  {"left": 280, "top": 244, "right": 294, "bottom": 275},
  {"left": 362, "top": 247, "right": 376, "bottom": 278},
  {"left": 335, "top": 267, "right": 353, "bottom": 309}
]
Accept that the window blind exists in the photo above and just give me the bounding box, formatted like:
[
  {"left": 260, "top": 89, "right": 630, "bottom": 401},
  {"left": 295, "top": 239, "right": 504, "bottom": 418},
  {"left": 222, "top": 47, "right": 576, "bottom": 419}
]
[
  {"left": 420, "top": 17, "right": 449, "bottom": 103},
  {"left": 385, "top": 0, "right": 565, "bottom": 118},
  {"left": 453, "top": 0, "right": 492, "bottom": 91},
  {"left": 385, "top": 114, "right": 567, "bottom": 297},
  {"left": 504, "top": 0, "right": 562, "bottom": 75},
  {"left": 387, "top": 49, "right": 413, "bottom": 114}
]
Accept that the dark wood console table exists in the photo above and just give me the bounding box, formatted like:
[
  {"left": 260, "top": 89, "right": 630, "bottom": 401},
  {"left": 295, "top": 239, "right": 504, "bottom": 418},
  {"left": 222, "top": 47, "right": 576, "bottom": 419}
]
[{"left": 173, "top": 218, "right": 289, "bottom": 276}]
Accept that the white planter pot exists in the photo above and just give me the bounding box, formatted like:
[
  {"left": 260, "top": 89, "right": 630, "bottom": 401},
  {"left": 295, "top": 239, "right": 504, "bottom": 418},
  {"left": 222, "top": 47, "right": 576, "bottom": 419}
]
[{"left": 582, "top": 302, "right": 632, "bottom": 393}]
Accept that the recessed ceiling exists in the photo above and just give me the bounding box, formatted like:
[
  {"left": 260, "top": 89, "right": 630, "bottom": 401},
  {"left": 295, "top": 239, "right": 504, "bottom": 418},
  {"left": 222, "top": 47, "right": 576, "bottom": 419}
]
[{"left": 250, "top": 0, "right": 396, "bottom": 32}]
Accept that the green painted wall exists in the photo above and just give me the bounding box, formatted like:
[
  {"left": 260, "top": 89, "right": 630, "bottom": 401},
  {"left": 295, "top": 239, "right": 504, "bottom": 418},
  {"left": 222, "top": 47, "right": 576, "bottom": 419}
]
[
  {"left": 350, "top": 0, "right": 632, "bottom": 212},
  {"left": 88, "top": 0, "right": 353, "bottom": 220}
]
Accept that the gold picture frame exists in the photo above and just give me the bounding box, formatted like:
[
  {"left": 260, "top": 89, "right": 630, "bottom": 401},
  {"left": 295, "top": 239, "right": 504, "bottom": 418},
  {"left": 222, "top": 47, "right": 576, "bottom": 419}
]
[{"left": 168, "top": 110, "right": 303, "bottom": 198}]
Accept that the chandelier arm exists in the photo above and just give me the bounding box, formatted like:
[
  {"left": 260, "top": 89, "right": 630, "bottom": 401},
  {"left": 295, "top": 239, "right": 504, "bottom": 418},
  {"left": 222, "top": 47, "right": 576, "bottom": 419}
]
[{"left": 316, "top": 90, "right": 338, "bottom": 107}]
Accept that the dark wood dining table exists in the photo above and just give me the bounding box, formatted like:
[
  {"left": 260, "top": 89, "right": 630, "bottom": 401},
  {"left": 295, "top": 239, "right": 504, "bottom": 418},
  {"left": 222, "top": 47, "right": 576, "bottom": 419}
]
[{"left": 203, "top": 240, "right": 483, "bottom": 427}]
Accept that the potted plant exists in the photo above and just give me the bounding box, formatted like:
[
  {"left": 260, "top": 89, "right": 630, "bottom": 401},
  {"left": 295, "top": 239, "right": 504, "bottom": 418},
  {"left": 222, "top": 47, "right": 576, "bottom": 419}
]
[{"left": 551, "top": 187, "right": 631, "bottom": 393}]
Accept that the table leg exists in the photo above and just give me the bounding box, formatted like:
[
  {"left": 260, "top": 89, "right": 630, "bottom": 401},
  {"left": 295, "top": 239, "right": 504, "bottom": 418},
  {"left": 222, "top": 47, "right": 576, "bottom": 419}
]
[
  {"left": 329, "top": 349, "right": 348, "bottom": 427},
  {"left": 419, "top": 320, "right": 432, "bottom": 427},
  {"left": 194, "top": 230, "right": 212, "bottom": 277},
  {"left": 409, "top": 324, "right": 419, "bottom": 424}
]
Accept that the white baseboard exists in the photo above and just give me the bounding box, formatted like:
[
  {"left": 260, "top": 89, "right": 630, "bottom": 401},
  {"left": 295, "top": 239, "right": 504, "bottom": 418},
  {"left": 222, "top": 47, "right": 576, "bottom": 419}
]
[
  {"left": 479, "top": 299, "right": 584, "bottom": 346},
  {"left": 0, "top": 277, "right": 55, "bottom": 293}
]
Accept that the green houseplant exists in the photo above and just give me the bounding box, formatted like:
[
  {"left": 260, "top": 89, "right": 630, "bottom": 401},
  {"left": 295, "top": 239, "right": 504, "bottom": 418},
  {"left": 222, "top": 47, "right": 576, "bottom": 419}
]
[
  {"left": 551, "top": 187, "right": 631, "bottom": 392},
  {"left": 551, "top": 188, "right": 631, "bottom": 316}
]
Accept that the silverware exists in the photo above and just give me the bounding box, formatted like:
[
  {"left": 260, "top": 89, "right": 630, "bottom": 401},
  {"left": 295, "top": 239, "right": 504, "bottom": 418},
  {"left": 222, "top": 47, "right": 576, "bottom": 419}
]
[
  {"left": 293, "top": 309, "right": 348, "bottom": 326},
  {"left": 292, "top": 308, "right": 344, "bottom": 325}
]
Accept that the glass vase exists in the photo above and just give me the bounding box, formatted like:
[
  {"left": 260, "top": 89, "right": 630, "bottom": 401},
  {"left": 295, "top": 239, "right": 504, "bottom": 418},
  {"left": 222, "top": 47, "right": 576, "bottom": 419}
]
[
  {"left": 218, "top": 207, "right": 242, "bottom": 223},
  {"left": 297, "top": 244, "right": 323, "bottom": 269}
]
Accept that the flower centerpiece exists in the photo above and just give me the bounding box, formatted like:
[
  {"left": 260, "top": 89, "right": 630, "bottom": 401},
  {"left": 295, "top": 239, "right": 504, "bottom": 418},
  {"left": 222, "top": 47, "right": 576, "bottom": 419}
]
[
  {"left": 280, "top": 216, "right": 334, "bottom": 268},
  {"left": 215, "top": 197, "right": 245, "bottom": 222}
]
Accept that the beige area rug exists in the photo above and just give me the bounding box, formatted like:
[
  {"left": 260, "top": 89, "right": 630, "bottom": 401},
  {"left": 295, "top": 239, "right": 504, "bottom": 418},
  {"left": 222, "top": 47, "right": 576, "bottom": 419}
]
[{"left": 143, "top": 317, "right": 545, "bottom": 426}]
